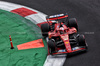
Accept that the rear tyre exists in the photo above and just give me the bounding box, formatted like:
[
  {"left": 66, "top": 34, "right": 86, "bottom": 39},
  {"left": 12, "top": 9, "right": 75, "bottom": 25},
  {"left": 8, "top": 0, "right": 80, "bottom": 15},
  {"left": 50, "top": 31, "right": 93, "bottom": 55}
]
[
  {"left": 41, "top": 23, "right": 50, "bottom": 37},
  {"left": 68, "top": 18, "right": 78, "bottom": 31},
  {"left": 48, "top": 40, "right": 56, "bottom": 53}
]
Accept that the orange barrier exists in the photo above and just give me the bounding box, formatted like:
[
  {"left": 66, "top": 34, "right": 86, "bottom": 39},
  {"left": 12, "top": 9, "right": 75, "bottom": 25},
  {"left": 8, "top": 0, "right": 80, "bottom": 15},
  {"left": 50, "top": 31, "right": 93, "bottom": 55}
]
[{"left": 17, "top": 39, "right": 44, "bottom": 50}]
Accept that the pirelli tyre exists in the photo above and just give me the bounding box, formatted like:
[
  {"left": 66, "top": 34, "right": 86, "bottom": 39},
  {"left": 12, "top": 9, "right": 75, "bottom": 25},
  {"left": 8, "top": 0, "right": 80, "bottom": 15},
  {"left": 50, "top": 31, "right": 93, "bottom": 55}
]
[
  {"left": 68, "top": 18, "right": 78, "bottom": 31},
  {"left": 41, "top": 23, "right": 50, "bottom": 37},
  {"left": 78, "top": 35, "right": 86, "bottom": 46},
  {"left": 47, "top": 40, "right": 56, "bottom": 53}
]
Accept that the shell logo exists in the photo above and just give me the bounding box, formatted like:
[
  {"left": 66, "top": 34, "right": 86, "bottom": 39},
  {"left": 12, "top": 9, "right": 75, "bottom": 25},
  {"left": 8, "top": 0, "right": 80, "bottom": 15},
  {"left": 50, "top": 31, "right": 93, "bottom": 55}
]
[{"left": 65, "top": 42, "right": 69, "bottom": 44}]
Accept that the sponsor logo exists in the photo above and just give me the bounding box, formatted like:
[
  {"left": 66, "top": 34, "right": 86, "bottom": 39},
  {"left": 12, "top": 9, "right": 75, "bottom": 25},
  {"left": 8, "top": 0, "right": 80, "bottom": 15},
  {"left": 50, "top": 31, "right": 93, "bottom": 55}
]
[{"left": 65, "top": 42, "right": 69, "bottom": 44}]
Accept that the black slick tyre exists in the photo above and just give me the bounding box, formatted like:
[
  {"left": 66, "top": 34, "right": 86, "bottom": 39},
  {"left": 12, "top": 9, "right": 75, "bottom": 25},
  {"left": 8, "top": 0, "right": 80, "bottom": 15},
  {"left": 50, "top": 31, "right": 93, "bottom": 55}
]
[
  {"left": 68, "top": 18, "right": 78, "bottom": 31},
  {"left": 41, "top": 23, "right": 50, "bottom": 37},
  {"left": 47, "top": 40, "right": 56, "bottom": 53},
  {"left": 78, "top": 35, "right": 86, "bottom": 46}
]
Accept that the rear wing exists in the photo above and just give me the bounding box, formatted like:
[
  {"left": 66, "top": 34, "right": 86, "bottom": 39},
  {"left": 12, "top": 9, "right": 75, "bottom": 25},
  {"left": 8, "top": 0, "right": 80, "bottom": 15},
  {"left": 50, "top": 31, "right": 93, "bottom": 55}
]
[{"left": 46, "top": 13, "right": 68, "bottom": 21}]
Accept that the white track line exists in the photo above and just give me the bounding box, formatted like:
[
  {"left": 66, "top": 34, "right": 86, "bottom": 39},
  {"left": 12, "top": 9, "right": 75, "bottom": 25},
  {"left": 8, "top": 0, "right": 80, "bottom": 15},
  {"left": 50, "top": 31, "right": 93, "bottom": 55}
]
[
  {"left": 25, "top": 14, "right": 46, "bottom": 24},
  {"left": 44, "top": 55, "right": 66, "bottom": 66},
  {"left": 0, "top": 1, "right": 66, "bottom": 66}
]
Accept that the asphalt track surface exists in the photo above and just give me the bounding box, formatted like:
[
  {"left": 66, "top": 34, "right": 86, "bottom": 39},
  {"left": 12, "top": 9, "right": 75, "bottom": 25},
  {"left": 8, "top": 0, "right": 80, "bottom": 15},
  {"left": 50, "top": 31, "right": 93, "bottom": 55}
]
[{"left": 2, "top": 0, "right": 100, "bottom": 66}]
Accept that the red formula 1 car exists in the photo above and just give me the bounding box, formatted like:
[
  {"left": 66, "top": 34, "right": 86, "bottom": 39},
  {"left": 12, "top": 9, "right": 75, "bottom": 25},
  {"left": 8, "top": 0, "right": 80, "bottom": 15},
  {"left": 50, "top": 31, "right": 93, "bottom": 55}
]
[{"left": 41, "top": 13, "right": 88, "bottom": 55}]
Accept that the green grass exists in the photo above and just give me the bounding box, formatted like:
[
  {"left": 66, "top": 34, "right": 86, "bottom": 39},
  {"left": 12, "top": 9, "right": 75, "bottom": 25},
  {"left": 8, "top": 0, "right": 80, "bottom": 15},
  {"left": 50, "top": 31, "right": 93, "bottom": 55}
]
[{"left": 0, "top": 9, "right": 47, "bottom": 66}]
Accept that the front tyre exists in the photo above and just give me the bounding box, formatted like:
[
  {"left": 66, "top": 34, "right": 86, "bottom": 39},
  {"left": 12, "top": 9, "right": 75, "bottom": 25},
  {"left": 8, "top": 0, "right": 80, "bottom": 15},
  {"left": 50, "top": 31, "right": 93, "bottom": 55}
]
[
  {"left": 47, "top": 40, "right": 56, "bottom": 53},
  {"left": 78, "top": 35, "right": 86, "bottom": 46}
]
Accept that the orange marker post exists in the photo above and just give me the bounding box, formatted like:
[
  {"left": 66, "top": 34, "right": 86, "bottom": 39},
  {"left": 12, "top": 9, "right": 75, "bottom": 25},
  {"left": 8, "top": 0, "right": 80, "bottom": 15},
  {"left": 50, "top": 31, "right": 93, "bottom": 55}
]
[{"left": 9, "top": 35, "right": 14, "bottom": 49}]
